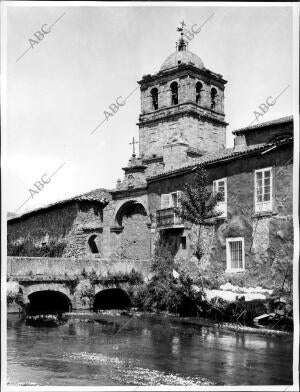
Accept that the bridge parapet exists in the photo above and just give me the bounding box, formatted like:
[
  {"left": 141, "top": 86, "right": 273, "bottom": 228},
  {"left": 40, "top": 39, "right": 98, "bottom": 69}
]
[{"left": 7, "top": 256, "right": 150, "bottom": 280}]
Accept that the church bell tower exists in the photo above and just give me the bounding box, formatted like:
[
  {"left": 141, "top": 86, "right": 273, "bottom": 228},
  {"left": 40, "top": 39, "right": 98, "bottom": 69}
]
[{"left": 137, "top": 22, "right": 228, "bottom": 170}]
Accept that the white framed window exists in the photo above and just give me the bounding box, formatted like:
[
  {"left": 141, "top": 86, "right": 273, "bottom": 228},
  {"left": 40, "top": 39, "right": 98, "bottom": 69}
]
[
  {"left": 213, "top": 178, "right": 227, "bottom": 218},
  {"left": 226, "top": 237, "right": 245, "bottom": 272},
  {"left": 161, "top": 191, "right": 182, "bottom": 209},
  {"left": 255, "top": 167, "right": 272, "bottom": 213}
]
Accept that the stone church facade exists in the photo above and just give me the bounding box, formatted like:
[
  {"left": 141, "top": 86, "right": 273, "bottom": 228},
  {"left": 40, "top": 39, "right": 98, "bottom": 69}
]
[{"left": 8, "top": 30, "right": 294, "bottom": 291}]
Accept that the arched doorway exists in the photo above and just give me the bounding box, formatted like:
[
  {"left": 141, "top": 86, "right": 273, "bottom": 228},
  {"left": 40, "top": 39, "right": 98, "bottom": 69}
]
[
  {"left": 115, "top": 201, "right": 150, "bottom": 260},
  {"left": 93, "top": 289, "right": 131, "bottom": 311},
  {"left": 28, "top": 290, "right": 72, "bottom": 314}
]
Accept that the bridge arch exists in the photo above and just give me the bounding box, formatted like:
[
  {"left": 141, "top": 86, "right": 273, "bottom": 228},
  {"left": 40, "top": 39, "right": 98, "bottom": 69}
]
[
  {"left": 23, "top": 283, "right": 73, "bottom": 313},
  {"left": 93, "top": 288, "right": 131, "bottom": 311},
  {"left": 28, "top": 290, "right": 72, "bottom": 314}
]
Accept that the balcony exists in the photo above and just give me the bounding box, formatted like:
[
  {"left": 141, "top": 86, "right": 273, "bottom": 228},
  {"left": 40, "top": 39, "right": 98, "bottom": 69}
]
[{"left": 156, "top": 208, "right": 184, "bottom": 229}]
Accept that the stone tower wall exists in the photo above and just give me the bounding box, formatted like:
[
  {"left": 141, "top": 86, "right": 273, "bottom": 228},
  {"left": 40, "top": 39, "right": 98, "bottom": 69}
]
[{"left": 138, "top": 68, "right": 227, "bottom": 160}]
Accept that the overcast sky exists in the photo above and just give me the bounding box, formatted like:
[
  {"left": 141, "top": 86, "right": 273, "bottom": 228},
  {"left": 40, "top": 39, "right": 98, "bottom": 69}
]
[{"left": 5, "top": 4, "right": 293, "bottom": 214}]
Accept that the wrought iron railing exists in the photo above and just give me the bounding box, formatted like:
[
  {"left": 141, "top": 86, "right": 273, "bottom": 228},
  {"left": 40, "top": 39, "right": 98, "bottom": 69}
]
[{"left": 156, "top": 207, "right": 183, "bottom": 228}]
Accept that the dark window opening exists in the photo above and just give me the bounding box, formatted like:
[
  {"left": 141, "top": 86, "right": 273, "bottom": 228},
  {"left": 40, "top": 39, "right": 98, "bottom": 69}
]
[
  {"left": 151, "top": 88, "right": 158, "bottom": 110},
  {"left": 211, "top": 87, "right": 217, "bottom": 110},
  {"left": 196, "top": 81, "right": 203, "bottom": 104},
  {"left": 180, "top": 236, "right": 187, "bottom": 249},
  {"left": 170, "top": 82, "right": 179, "bottom": 105},
  {"left": 88, "top": 235, "right": 99, "bottom": 254}
]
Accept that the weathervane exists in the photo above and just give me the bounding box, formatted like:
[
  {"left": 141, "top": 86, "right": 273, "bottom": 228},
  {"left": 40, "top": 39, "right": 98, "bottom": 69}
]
[
  {"left": 176, "top": 20, "right": 188, "bottom": 51},
  {"left": 177, "top": 20, "right": 186, "bottom": 32}
]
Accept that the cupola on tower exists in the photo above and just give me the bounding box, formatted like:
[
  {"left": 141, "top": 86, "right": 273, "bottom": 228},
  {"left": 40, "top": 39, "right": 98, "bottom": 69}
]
[{"left": 137, "top": 22, "right": 228, "bottom": 170}]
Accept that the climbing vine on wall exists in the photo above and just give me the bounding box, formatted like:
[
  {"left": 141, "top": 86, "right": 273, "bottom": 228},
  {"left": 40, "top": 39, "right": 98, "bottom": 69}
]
[{"left": 7, "top": 239, "right": 67, "bottom": 257}]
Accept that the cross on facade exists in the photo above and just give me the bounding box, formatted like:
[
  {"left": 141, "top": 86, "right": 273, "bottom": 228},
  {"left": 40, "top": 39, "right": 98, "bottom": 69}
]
[{"left": 129, "top": 137, "right": 138, "bottom": 156}]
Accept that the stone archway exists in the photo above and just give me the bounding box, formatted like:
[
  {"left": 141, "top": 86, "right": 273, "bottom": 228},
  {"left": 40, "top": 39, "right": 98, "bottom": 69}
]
[
  {"left": 115, "top": 200, "right": 150, "bottom": 260},
  {"left": 27, "top": 290, "right": 72, "bottom": 314},
  {"left": 23, "top": 283, "right": 73, "bottom": 313},
  {"left": 93, "top": 288, "right": 131, "bottom": 311}
]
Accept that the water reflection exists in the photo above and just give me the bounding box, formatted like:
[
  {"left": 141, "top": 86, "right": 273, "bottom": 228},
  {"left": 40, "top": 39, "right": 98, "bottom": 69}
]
[{"left": 7, "top": 314, "right": 293, "bottom": 386}]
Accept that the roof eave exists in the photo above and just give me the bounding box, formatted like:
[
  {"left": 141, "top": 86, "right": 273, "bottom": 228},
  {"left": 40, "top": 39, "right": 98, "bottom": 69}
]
[{"left": 147, "top": 139, "right": 293, "bottom": 183}]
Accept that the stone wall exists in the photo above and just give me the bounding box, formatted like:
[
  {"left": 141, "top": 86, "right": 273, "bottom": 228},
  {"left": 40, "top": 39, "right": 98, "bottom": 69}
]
[
  {"left": 8, "top": 202, "right": 78, "bottom": 245},
  {"left": 102, "top": 191, "right": 151, "bottom": 261},
  {"left": 8, "top": 256, "right": 150, "bottom": 278},
  {"left": 8, "top": 256, "right": 151, "bottom": 311},
  {"left": 7, "top": 201, "right": 106, "bottom": 258},
  {"left": 64, "top": 201, "right": 104, "bottom": 257},
  {"left": 139, "top": 109, "right": 226, "bottom": 160}
]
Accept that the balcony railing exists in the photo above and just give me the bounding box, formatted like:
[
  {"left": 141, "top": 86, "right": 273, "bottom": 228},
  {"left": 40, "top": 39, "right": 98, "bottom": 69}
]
[{"left": 156, "top": 208, "right": 184, "bottom": 229}]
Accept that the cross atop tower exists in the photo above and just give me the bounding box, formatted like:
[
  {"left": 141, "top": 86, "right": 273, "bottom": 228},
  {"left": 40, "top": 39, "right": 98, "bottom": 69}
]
[{"left": 129, "top": 137, "right": 138, "bottom": 156}]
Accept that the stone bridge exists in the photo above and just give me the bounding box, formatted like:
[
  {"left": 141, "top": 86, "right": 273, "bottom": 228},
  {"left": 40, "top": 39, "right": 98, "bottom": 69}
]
[{"left": 7, "top": 256, "right": 151, "bottom": 312}]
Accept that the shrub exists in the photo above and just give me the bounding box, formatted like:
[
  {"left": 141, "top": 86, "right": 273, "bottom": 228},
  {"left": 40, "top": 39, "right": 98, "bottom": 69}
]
[
  {"left": 225, "top": 298, "right": 267, "bottom": 325},
  {"left": 137, "top": 273, "right": 204, "bottom": 316},
  {"left": 7, "top": 281, "right": 24, "bottom": 307},
  {"left": 75, "top": 279, "right": 94, "bottom": 307}
]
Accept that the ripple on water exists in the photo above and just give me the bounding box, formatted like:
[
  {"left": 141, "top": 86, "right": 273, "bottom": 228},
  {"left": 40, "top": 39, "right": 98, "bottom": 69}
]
[{"left": 64, "top": 352, "right": 217, "bottom": 386}]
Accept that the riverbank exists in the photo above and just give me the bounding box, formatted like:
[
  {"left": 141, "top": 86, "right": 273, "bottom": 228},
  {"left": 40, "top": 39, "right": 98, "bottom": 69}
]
[{"left": 63, "top": 310, "right": 293, "bottom": 337}]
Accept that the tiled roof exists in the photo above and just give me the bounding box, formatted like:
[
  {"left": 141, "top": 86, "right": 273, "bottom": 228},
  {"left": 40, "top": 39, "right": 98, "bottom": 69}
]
[
  {"left": 147, "top": 137, "right": 293, "bottom": 182},
  {"left": 232, "top": 115, "right": 293, "bottom": 135},
  {"left": 8, "top": 188, "right": 111, "bottom": 222},
  {"left": 71, "top": 188, "right": 111, "bottom": 203}
]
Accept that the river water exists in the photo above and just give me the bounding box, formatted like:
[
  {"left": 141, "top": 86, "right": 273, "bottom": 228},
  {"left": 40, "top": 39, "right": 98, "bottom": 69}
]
[{"left": 7, "top": 314, "right": 293, "bottom": 386}]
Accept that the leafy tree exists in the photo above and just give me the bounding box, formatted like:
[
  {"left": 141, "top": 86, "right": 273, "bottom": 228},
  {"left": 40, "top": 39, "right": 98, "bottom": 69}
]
[{"left": 175, "top": 166, "right": 223, "bottom": 260}]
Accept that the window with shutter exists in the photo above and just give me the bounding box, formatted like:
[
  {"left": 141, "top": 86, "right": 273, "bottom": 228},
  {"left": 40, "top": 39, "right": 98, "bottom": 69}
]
[
  {"left": 176, "top": 191, "right": 182, "bottom": 207},
  {"left": 170, "top": 192, "right": 177, "bottom": 208},
  {"left": 213, "top": 178, "right": 227, "bottom": 218},
  {"left": 161, "top": 191, "right": 182, "bottom": 209},
  {"left": 255, "top": 168, "right": 272, "bottom": 212},
  {"left": 161, "top": 194, "right": 170, "bottom": 209}
]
